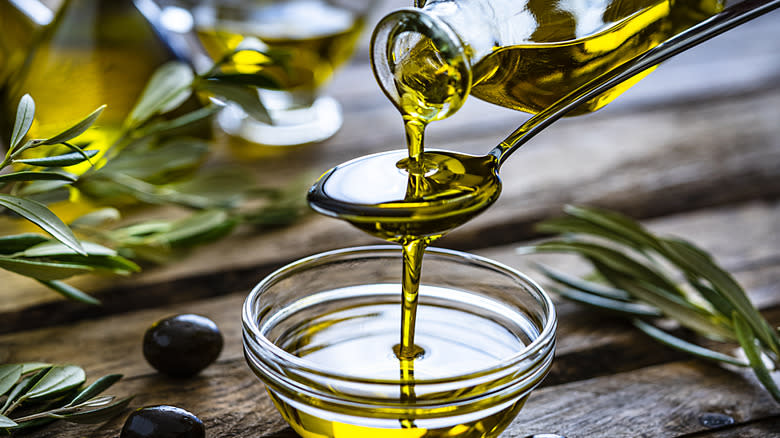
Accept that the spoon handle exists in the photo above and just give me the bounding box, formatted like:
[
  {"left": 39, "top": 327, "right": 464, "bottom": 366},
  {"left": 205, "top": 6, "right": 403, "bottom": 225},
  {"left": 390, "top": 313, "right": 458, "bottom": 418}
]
[{"left": 490, "top": 0, "right": 780, "bottom": 169}]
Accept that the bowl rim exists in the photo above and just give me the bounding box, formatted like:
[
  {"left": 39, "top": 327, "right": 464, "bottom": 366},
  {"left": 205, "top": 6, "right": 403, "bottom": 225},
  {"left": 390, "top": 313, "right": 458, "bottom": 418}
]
[{"left": 242, "top": 244, "right": 557, "bottom": 385}]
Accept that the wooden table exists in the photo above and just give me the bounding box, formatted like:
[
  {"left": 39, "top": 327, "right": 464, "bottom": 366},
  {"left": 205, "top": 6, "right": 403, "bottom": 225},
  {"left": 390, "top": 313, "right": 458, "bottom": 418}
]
[{"left": 1, "top": 2, "right": 779, "bottom": 437}]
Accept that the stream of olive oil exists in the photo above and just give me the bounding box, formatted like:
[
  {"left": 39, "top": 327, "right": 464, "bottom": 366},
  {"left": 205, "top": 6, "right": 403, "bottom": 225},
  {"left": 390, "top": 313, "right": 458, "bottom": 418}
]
[
  {"left": 195, "top": 2, "right": 363, "bottom": 93},
  {"left": 302, "top": 1, "right": 723, "bottom": 436}
]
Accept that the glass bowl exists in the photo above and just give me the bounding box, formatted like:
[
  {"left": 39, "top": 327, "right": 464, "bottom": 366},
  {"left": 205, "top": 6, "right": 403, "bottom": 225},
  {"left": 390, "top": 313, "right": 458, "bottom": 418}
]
[{"left": 242, "top": 245, "right": 556, "bottom": 438}]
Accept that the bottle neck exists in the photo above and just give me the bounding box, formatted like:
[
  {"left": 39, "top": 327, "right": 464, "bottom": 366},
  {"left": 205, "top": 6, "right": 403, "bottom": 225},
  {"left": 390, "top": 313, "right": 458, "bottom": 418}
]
[{"left": 370, "top": 7, "right": 474, "bottom": 121}]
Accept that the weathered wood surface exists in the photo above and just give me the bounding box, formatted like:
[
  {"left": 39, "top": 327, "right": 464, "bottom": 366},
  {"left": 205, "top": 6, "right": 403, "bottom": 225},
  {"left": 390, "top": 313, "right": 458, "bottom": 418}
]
[
  {"left": 2, "top": 2, "right": 780, "bottom": 437},
  {"left": 1, "top": 7, "right": 779, "bottom": 327},
  {"left": 2, "top": 201, "right": 779, "bottom": 437}
]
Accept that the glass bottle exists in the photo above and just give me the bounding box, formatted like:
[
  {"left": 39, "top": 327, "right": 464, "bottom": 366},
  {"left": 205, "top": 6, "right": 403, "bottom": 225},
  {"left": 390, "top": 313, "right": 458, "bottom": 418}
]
[
  {"left": 1, "top": 0, "right": 191, "bottom": 164},
  {"left": 371, "top": 0, "right": 725, "bottom": 122},
  {"left": 0, "top": 0, "right": 53, "bottom": 89}
]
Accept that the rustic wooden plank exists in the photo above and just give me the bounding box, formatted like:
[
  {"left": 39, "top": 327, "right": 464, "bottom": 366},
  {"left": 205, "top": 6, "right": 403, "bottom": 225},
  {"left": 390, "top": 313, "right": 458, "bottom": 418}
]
[
  {"left": 502, "top": 361, "right": 780, "bottom": 438},
  {"left": 0, "top": 5, "right": 778, "bottom": 327},
  {"left": 1, "top": 84, "right": 777, "bottom": 323},
  {"left": 676, "top": 416, "right": 780, "bottom": 437},
  {"left": 1, "top": 203, "right": 778, "bottom": 426}
]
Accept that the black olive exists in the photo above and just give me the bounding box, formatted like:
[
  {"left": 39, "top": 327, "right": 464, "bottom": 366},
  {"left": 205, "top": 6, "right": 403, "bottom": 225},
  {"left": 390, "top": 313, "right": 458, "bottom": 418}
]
[
  {"left": 143, "top": 314, "right": 223, "bottom": 377},
  {"left": 120, "top": 405, "right": 205, "bottom": 438}
]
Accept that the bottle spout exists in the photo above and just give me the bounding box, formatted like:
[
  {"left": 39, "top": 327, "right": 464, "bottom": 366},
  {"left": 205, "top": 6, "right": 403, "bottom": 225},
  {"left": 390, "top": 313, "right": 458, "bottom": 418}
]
[{"left": 370, "top": 8, "right": 472, "bottom": 124}]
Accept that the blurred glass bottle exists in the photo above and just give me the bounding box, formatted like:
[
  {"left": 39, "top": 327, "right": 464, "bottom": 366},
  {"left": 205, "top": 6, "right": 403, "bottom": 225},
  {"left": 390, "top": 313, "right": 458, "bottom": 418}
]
[
  {"left": 0, "top": 0, "right": 197, "bottom": 169},
  {"left": 371, "top": 0, "right": 725, "bottom": 122},
  {"left": 0, "top": 0, "right": 53, "bottom": 89}
]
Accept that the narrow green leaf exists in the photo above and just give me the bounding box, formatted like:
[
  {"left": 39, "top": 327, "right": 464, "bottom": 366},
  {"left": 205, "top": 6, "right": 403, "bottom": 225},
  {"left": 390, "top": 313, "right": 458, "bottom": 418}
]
[
  {"left": 554, "top": 286, "right": 662, "bottom": 317},
  {"left": 61, "top": 395, "right": 133, "bottom": 424},
  {"left": 0, "top": 171, "right": 77, "bottom": 183},
  {"left": 530, "top": 241, "right": 682, "bottom": 295},
  {"left": 10, "top": 94, "right": 35, "bottom": 151},
  {"left": 147, "top": 209, "right": 234, "bottom": 247},
  {"left": 67, "top": 374, "right": 122, "bottom": 406},
  {"left": 69, "top": 208, "right": 121, "bottom": 228},
  {"left": 535, "top": 263, "right": 631, "bottom": 301},
  {"left": 39, "top": 254, "right": 140, "bottom": 275},
  {"left": 733, "top": 312, "right": 780, "bottom": 402},
  {"left": 564, "top": 205, "right": 664, "bottom": 252},
  {"left": 0, "top": 415, "right": 16, "bottom": 428},
  {"left": 22, "top": 241, "right": 116, "bottom": 258},
  {"left": 137, "top": 105, "right": 220, "bottom": 138},
  {"left": 0, "top": 194, "right": 84, "bottom": 255},
  {"left": 20, "top": 363, "right": 51, "bottom": 374},
  {"left": 633, "top": 319, "right": 747, "bottom": 366},
  {"left": 127, "top": 61, "right": 194, "bottom": 127},
  {"left": 0, "top": 366, "right": 22, "bottom": 397},
  {"left": 41, "top": 106, "right": 105, "bottom": 146},
  {"left": 25, "top": 365, "right": 85, "bottom": 401},
  {"left": 199, "top": 80, "right": 272, "bottom": 124},
  {"left": 0, "top": 234, "right": 49, "bottom": 254},
  {"left": 663, "top": 238, "right": 780, "bottom": 355},
  {"left": 38, "top": 280, "right": 100, "bottom": 305},
  {"left": 1, "top": 367, "right": 51, "bottom": 413},
  {"left": 0, "top": 257, "right": 93, "bottom": 281},
  {"left": 15, "top": 150, "right": 100, "bottom": 167},
  {"left": 15, "top": 179, "right": 72, "bottom": 197},
  {"left": 687, "top": 274, "right": 736, "bottom": 319}
]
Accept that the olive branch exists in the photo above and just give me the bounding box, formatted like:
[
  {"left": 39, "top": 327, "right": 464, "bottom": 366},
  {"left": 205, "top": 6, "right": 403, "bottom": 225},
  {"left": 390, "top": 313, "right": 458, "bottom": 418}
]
[
  {"left": 0, "top": 363, "right": 129, "bottom": 435},
  {"left": 0, "top": 48, "right": 309, "bottom": 304},
  {"left": 522, "top": 205, "right": 780, "bottom": 402}
]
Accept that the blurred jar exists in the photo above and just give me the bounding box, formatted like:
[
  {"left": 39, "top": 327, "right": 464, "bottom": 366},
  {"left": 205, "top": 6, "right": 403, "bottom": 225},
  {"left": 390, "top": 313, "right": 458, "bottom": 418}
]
[{"left": 183, "top": 0, "right": 379, "bottom": 147}]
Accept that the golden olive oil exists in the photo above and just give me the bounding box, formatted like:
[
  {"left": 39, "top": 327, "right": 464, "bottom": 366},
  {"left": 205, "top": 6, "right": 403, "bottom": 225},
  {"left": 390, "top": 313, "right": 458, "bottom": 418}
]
[
  {"left": 305, "top": 1, "right": 724, "bottom": 435},
  {"left": 266, "top": 284, "right": 536, "bottom": 438},
  {"left": 195, "top": 2, "right": 363, "bottom": 92}
]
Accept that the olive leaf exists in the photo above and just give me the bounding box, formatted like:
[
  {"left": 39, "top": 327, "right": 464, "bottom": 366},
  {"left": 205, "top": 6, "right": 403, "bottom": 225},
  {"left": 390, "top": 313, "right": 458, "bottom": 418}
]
[
  {"left": 0, "top": 170, "right": 77, "bottom": 183},
  {"left": 0, "top": 365, "right": 22, "bottom": 397},
  {"left": 526, "top": 205, "right": 780, "bottom": 402},
  {"left": 38, "top": 280, "right": 101, "bottom": 305},
  {"left": 0, "top": 415, "right": 16, "bottom": 428},
  {"left": 15, "top": 149, "right": 100, "bottom": 167},
  {"left": 23, "top": 365, "right": 85, "bottom": 402},
  {"left": 125, "top": 61, "right": 194, "bottom": 128},
  {"left": 197, "top": 80, "right": 273, "bottom": 124},
  {"left": 0, "top": 234, "right": 50, "bottom": 254},
  {"left": 9, "top": 94, "right": 34, "bottom": 152},
  {"left": 0, "top": 194, "right": 84, "bottom": 255},
  {"left": 66, "top": 374, "right": 122, "bottom": 406},
  {"left": 41, "top": 105, "right": 106, "bottom": 146}
]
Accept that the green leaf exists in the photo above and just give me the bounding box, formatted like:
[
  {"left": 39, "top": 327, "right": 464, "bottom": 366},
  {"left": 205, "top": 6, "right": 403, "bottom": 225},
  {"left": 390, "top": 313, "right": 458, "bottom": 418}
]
[
  {"left": 137, "top": 105, "right": 220, "bottom": 138},
  {"left": 38, "top": 280, "right": 100, "bottom": 305},
  {"left": 563, "top": 205, "right": 664, "bottom": 251},
  {"left": 0, "top": 257, "right": 93, "bottom": 281},
  {"left": 61, "top": 395, "right": 133, "bottom": 424},
  {"left": 0, "top": 171, "right": 77, "bottom": 183},
  {"left": 554, "top": 286, "right": 662, "bottom": 317},
  {"left": 0, "top": 234, "right": 49, "bottom": 254},
  {"left": 70, "top": 208, "right": 121, "bottom": 228},
  {"left": 733, "top": 312, "right": 780, "bottom": 403},
  {"left": 535, "top": 263, "right": 631, "bottom": 301},
  {"left": 1, "top": 367, "right": 51, "bottom": 413},
  {"left": 67, "top": 374, "right": 122, "bottom": 406},
  {"left": 662, "top": 238, "right": 780, "bottom": 355},
  {"left": 147, "top": 209, "right": 236, "bottom": 247},
  {"left": 0, "top": 415, "right": 16, "bottom": 428},
  {"left": 126, "top": 61, "right": 194, "bottom": 127},
  {"left": 41, "top": 105, "right": 105, "bottom": 146},
  {"left": 633, "top": 319, "right": 747, "bottom": 366},
  {"left": 15, "top": 150, "right": 100, "bottom": 167},
  {"left": 20, "top": 363, "right": 51, "bottom": 374},
  {"left": 0, "top": 365, "right": 22, "bottom": 397},
  {"left": 22, "top": 240, "right": 117, "bottom": 258},
  {"left": 25, "top": 365, "right": 85, "bottom": 401},
  {"left": 198, "top": 80, "right": 272, "bottom": 124},
  {"left": 10, "top": 94, "right": 35, "bottom": 151},
  {"left": 0, "top": 194, "right": 84, "bottom": 255}
]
